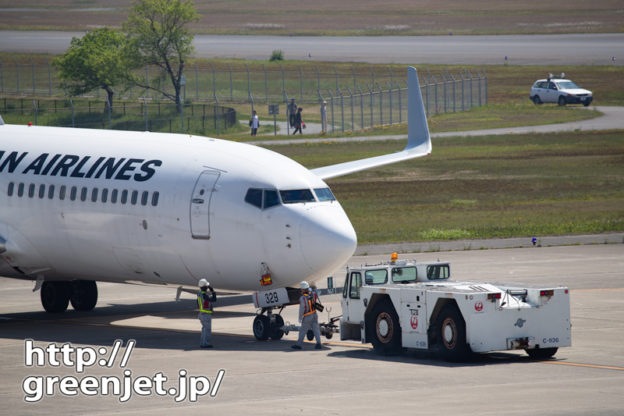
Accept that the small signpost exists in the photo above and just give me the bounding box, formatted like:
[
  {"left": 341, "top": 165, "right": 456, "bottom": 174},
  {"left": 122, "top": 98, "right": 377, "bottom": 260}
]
[{"left": 268, "top": 104, "right": 279, "bottom": 136}]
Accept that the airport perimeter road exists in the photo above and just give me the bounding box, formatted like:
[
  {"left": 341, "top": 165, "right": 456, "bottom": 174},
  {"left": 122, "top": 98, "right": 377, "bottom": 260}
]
[
  {"left": 1, "top": 244, "right": 623, "bottom": 415},
  {"left": 1, "top": 31, "right": 623, "bottom": 65}
]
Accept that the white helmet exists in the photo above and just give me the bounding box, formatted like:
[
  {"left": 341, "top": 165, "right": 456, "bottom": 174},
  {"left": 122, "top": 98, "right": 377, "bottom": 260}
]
[
  {"left": 299, "top": 281, "right": 310, "bottom": 289},
  {"left": 198, "top": 279, "right": 209, "bottom": 287}
]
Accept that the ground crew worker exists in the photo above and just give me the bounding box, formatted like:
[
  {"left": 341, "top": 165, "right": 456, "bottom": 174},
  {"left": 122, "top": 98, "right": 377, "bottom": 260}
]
[
  {"left": 197, "top": 279, "right": 217, "bottom": 348},
  {"left": 291, "top": 281, "right": 323, "bottom": 350}
]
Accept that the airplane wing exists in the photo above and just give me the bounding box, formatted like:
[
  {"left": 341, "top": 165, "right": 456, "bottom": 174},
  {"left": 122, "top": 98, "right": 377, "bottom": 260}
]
[{"left": 311, "top": 66, "right": 432, "bottom": 180}]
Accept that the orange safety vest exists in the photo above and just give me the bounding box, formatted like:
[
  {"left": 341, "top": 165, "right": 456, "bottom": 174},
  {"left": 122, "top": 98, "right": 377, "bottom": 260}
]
[
  {"left": 197, "top": 290, "right": 213, "bottom": 313},
  {"left": 302, "top": 292, "right": 317, "bottom": 317}
]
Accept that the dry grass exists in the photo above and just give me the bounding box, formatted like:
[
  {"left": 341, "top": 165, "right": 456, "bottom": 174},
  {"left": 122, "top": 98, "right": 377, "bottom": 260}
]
[{"left": 0, "top": 0, "right": 622, "bottom": 35}]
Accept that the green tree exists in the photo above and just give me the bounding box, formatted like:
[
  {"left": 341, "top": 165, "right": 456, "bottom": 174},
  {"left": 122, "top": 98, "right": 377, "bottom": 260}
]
[
  {"left": 53, "top": 28, "right": 131, "bottom": 110},
  {"left": 124, "top": 0, "right": 200, "bottom": 112}
]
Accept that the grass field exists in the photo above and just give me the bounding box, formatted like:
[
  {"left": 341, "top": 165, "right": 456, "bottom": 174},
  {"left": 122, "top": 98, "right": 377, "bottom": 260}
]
[
  {"left": 0, "top": 0, "right": 622, "bottom": 35},
  {"left": 265, "top": 130, "right": 624, "bottom": 244}
]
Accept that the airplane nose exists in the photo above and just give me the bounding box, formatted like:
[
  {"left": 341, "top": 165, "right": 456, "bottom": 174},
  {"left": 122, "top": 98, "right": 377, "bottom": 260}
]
[{"left": 298, "top": 205, "right": 357, "bottom": 275}]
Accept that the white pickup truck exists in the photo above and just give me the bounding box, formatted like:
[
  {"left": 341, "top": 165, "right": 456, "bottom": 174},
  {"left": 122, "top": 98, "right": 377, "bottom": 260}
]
[{"left": 340, "top": 257, "right": 571, "bottom": 361}]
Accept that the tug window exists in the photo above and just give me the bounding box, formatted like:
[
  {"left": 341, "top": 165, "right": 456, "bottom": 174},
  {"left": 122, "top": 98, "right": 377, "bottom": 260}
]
[
  {"left": 392, "top": 267, "right": 417, "bottom": 283},
  {"left": 349, "top": 272, "right": 362, "bottom": 299},
  {"left": 364, "top": 269, "right": 388, "bottom": 285},
  {"left": 427, "top": 265, "right": 450, "bottom": 280}
]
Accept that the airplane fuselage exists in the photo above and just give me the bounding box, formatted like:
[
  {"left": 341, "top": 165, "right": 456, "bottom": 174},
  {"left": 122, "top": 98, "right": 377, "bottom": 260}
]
[{"left": 0, "top": 125, "right": 357, "bottom": 291}]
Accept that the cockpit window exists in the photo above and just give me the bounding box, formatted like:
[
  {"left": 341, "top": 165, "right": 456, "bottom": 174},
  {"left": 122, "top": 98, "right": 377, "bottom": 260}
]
[
  {"left": 245, "top": 188, "right": 262, "bottom": 209},
  {"left": 279, "top": 189, "right": 315, "bottom": 204},
  {"left": 314, "top": 188, "right": 336, "bottom": 201},
  {"left": 264, "top": 189, "right": 280, "bottom": 208}
]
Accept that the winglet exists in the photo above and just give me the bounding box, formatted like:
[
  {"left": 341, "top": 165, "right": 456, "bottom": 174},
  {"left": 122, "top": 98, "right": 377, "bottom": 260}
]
[
  {"left": 311, "top": 66, "right": 432, "bottom": 180},
  {"left": 406, "top": 66, "right": 431, "bottom": 154}
]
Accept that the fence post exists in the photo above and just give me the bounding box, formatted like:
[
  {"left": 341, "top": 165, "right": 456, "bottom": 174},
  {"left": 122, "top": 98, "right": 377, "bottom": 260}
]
[
  {"left": 263, "top": 64, "right": 268, "bottom": 103},
  {"left": 31, "top": 59, "right": 35, "bottom": 96},
  {"left": 280, "top": 64, "right": 285, "bottom": 98},
  {"left": 378, "top": 84, "right": 383, "bottom": 126},
  {"left": 70, "top": 99, "right": 75, "bottom": 128},
  {"left": 144, "top": 65, "right": 149, "bottom": 99},
  {"left": 107, "top": 97, "right": 112, "bottom": 129},
  {"left": 195, "top": 66, "right": 199, "bottom": 99},
  {"left": 0, "top": 59, "right": 3, "bottom": 93},
  {"left": 215, "top": 96, "right": 220, "bottom": 136},
  {"left": 48, "top": 60, "right": 52, "bottom": 96},
  {"left": 15, "top": 59, "right": 19, "bottom": 95},
  {"left": 333, "top": 66, "right": 339, "bottom": 93},
  {"left": 299, "top": 65, "right": 303, "bottom": 100},
  {"left": 227, "top": 63, "right": 233, "bottom": 101},
  {"left": 246, "top": 64, "right": 251, "bottom": 100},
  {"left": 337, "top": 87, "right": 344, "bottom": 132},
  {"left": 33, "top": 100, "right": 37, "bottom": 125},
  {"left": 347, "top": 87, "right": 354, "bottom": 131},
  {"left": 367, "top": 85, "right": 373, "bottom": 128},
  {"left": 387, "top": 81, "right": 393, "bottom": 125},
  {"left": 484, "top": 69, "right": 488, "bottom": 106},
  {"left": 357, "top": 87, "right": 364, "bottom": 129},
  {"left": 328, "top": 90, "right": 335, "bottom": 133},
  {"left": 352, "top": 66, "right": 357, "bottom": 92},
  {"left": 315, "top": 65, "right": 321, "bottom": 98},
  {"left": 144, "top": 98, "right": 148, "bottom": 131}
]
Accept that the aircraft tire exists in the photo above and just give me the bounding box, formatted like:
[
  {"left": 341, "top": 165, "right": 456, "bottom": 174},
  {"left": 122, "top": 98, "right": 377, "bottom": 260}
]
[
  {"left": 269, "top": 314, "right": 285, "bottom": 340},
  {"left": 41, "top": 281, "right": 71, "bottom": 313},
  {"left": 70, "top": 280, "right": 98, "bottom": 311},
  {"left": 253, "top": 314, "right": 271, "bottom": 341}
]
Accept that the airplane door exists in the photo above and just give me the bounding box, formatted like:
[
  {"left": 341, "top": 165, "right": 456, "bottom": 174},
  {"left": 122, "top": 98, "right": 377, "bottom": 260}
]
[{"left": 190, "top": 170, "right": 220, "bottom": 239}]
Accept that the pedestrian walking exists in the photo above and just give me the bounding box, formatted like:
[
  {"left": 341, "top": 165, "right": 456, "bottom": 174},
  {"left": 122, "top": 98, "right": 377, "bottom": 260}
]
[
  {"left": 293, "top": 107, "right": 303, "bottom": 135},
  {"left": 287, "top": 98, "right": 297, "bottom": 127},
  {"left": 250, "top": 110, "right": 259, "bottom": 136},
  {"left": 291, "top": 281, "right": 323, "bottom": 350}
]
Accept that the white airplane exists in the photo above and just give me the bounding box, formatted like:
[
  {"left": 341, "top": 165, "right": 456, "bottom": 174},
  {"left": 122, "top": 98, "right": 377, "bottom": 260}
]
[{"left": 0, "top": 67, "right": 431, "bottom": 339}]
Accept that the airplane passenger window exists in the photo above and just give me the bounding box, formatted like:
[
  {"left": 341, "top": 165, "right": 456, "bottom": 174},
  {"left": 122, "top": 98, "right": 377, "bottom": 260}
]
[
  {"left": 314, "top": 188, "right": 336, "bottom": 201},
  {"left": 111, "top": 189, "right": 118, "bottom": 204},
  {"left": 264, "top": 189, "right": 280, "bottom": 209},
  {"left": 151, "top": 191, "right": 159, "bottom": 206},
  {"left": 245, "top": 188, "right": 262, "bottom": 209},
  {"left": 7, "top": 182, "right": 14, "bottom": 197},
  {"left": 121, "top": 190, "right": 128, "bottom": 204},
  {"left": 48, "top": 185, "right": 55, "bottom": 199},
  {"left": 80, "top": 187, "right": 88, "bottom": 202},
  {"left": 70, "top": 186, "right": 77, "bottom": 201},
  {"left": 131, "top": 190, "right": 138, "bottom": 205},
  {"left": 59, "top": 185, "right": 66, "bottom": 200},
  {"left": 91, "top": 188, "right": 98, "bottom": 202},
  {"left": 28, "top": 183, "right": 35, "bottom": 198},
  {"left": 279, "top": 189, "right": 315, "bottom": 204},
  {"left": 18, "top": 183, "right": 25, "bottom": 197},
  {"left": 101, "top": 188, "right": 108, "bottom": 203},
  {"left": 38, "top": 184, "right": 45, "bottom": 199},
  {"left": 140, "top": 191, "right": 148, "bottom": 206}
]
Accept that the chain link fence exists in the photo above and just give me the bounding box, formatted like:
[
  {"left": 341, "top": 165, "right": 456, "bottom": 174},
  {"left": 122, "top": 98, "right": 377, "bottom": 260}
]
[{"left": 0, "top": 59, "right": 486, "bottom": 134}]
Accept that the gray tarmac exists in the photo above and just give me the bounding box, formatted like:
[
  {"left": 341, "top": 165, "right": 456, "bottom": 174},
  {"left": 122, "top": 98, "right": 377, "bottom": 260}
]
[
  {"left": 1, "top": 32, "right": 623, "bottom": 65},
  {"left": 1, "top": 243, "right": 623, "bottom": 415}
]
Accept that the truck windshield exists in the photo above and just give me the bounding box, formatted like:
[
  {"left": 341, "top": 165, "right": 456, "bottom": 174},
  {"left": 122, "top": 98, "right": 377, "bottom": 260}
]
[
  {"left": 392, "top": 267, "right": 417, "bottom": 283},
  {"left": 364, "top": 269, "right": 387, "bottom": 285}
]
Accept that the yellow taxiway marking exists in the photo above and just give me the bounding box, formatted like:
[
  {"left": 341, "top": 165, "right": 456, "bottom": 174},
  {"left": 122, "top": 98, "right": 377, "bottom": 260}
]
[{"left": 542, "top": 361, "right": 624, "bottom": 371}]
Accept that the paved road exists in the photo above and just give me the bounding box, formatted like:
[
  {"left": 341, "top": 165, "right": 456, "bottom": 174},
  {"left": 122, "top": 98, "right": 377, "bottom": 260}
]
[
  {"left": 1, "top": 244, "right": 623, "bottom": 415},
  {"left": 1, "top": 31, "right": 622, "bottom": 65},
  {"left": 249, "top": 105, "right": 624, "bottom": 146}
]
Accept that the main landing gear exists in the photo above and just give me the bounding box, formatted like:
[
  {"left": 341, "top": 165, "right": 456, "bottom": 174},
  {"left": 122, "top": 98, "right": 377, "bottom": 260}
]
[{"left": 40, "top": 280, "right": 98, "bottom": 313}]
